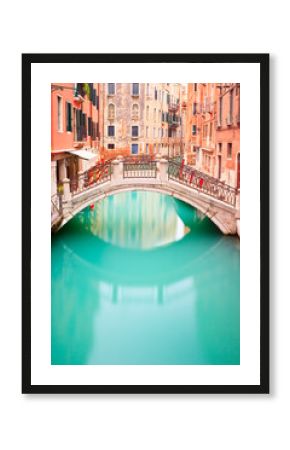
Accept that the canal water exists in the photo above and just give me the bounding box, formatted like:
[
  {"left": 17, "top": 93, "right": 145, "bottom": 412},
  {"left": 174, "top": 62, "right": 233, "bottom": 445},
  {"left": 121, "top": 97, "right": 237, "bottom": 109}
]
[{"left": 51, "top": 191, "right": 240, "bottom": 365}]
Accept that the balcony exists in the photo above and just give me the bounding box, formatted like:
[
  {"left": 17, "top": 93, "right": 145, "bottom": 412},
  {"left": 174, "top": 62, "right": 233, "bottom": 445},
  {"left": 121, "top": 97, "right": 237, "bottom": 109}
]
[
  {"left": 168, "top": 102, "right": 179, "bottom": 112},
  {"left": 168, "top": 114, "right": 180, "bottom": 127}
]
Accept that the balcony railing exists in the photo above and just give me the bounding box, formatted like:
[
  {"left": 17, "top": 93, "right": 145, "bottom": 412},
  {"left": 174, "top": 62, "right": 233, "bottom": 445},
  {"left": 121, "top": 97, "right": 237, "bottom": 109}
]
[
  {"left": 168, "top": 102, "right": 179, "bottom": 111},
  {"left": 168, "top": 115, "right": 180, "bottom": 127}
]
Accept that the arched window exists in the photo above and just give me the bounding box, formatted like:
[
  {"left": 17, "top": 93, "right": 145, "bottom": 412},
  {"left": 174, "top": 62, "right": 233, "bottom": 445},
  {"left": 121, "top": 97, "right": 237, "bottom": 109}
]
[
  {"left": 108, "top": 103, "right": 115, "bottom": 120},
  {"left": 132, "top": 103, "right": 139, "bottom": 119}
]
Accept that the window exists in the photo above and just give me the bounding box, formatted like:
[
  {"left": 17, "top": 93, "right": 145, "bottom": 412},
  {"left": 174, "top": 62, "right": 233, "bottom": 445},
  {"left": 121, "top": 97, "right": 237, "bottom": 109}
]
[
  {"left": 209, "top": 122, "right": 213, "bottom": 139},
  {"left": 229, "top": 89, "right": 234, "bottom": 122},
  {"left": 108, "top": 144, "right": 115, "bottom": 149},
  {"left": 153, "top": 108, "right": 156, "bottom": 122},
  {"left": 82, "top": 113, "right": 87, "bottom": 138},
  {"left": 66, "top": 102, "right": 72, "bottom": 132},
  {"left": 92, "top": 122, "right": 97, "bottom": 140},
  {"left": 146, "top": 105, "right": 150, "bottom": 120},
  {"left": 132, "top": 126, "right": 139, "bottom": 137},
  {"left": 155, "top": 88, "right": 158, "bottom": 100},
  {"left": 153, "top": 127, "right": 156, "bottom": 138},
  {"left": 75, "top": 109, "right": 81, "bottom": 140},
  {"left": 88, "top": 117, "right": 92, "bottom": 137},
  {"left": 92, "top": 88, "right": 96, "bottom": 106},
  {"left": 108, "top": 125, "right": 115, "bottom": 137},
  {"left": 192, "top": 125, "right": 197, "bottom": 135},
  {"left": 131, "top": 143, "right": 138, "bottom": 154},
  {"left": 227, "top": 143, "right": 232, "bottom": 159},
  {"left": 193, "top": 102, "right": 197, "bottom": 115},
  {"left": 146, "top": 83, "right": 150, "bottom": 96},
  {"left": 132, "top": 103, "right": 139, "bottom": 119},
  {"left": 75, "top": 109, "right": 87, "bottom": 141},
  {"left": 218, "top": 143, "right": 222, "bottom": 153},
  {"left": 57, "top": 96, "right": 63, "bottom": 131},
  {"left": 108, "top": 83, "right": 115, "bottom": 95},
  {"left": 219, "top": 96, "right": 223, "bottom": 125},
  {"left": 146, "top": 143, "right": 149, "bottom": 154},
  {"left": 146, "top": 127, "right": 149, "bottom": 138},
  {"left": 132, "top": 83, "right": 139, "bottom": 96},
  {"left": 108, "top": 103, "right": 115, "bottom": 119},
  {"left": 194, "top": 83, "right": 197, "bottom": 91}
]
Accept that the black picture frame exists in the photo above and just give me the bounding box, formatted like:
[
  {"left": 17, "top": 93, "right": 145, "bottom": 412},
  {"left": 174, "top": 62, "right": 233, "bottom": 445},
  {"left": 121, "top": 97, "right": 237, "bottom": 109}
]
[{"left": 22, "top": 53, "right": 269, "bottom": 394}]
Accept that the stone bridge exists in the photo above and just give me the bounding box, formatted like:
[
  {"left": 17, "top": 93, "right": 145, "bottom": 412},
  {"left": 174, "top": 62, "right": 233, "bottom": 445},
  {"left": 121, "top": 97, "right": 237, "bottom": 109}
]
[{"left": 51, "top": 158, "right": 240, "bottom": 235}]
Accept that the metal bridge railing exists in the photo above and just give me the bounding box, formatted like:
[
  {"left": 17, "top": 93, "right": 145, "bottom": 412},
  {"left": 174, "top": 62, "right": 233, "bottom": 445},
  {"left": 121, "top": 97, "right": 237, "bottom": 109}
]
[
  {"left": 168, "top": 160, "right": 237, "bottom": 206},
  {"left": 123, "top": 160, "right": 157, "bottom": 178},
  {"left": 70, "top": 162, "right": 112, "bottom": 195}
]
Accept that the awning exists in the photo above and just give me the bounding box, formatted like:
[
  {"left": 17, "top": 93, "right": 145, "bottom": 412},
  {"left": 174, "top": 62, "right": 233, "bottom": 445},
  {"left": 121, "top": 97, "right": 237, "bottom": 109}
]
[{"left": 65, "top": 149, "right": 98, "bottom": 160}]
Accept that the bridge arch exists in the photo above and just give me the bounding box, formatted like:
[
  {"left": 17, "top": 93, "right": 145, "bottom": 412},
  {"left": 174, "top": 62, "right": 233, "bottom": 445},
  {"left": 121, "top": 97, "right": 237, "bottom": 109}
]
[
  {"left": 60, "top": 183, "right": 235, "bottom": 234},
  {"left": 52, "top": 157, "right": 238, "bottom": 235}
]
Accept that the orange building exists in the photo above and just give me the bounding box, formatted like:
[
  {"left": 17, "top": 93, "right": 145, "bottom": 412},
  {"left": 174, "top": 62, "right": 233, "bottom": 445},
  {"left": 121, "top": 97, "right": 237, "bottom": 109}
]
[
  {"left": 185, "top": 83, "right": 240, "bottom": 189},
  {"left": 185, "top": 83, "right": 216, "bottom": 170},
  {"left": 51, "top": 83, "right": 101, "bottom": 197},
  {"left": 214, "top": 83, "right": 240, "bottom": 188}
]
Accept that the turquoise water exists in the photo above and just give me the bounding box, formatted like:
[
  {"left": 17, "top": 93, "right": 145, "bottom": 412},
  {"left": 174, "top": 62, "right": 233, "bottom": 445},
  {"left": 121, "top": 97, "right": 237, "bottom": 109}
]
[{"left": 51, "top": 191, "right": 240, "bottom": 365}]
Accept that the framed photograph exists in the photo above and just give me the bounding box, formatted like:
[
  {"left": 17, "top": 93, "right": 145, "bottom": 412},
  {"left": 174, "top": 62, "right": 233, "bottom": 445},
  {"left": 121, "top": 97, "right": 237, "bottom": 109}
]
[{"left": 22, "top": 53, "right": 269, "bottom": 394}]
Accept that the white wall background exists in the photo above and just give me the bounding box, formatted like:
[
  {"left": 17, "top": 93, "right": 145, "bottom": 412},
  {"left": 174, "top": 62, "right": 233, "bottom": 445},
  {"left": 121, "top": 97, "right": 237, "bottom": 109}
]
[{"left": 0, "top": 1, "right": 287, "bottom": 449}]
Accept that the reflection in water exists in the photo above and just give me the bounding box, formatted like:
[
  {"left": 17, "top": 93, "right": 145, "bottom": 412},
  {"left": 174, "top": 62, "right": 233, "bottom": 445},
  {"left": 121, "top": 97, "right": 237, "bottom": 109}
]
[
  {"left": 76, "top": 191, "right": 190, "bottom": 249},
  {"left": 51, "top": 191, "right": 240, "bottom": 365}
]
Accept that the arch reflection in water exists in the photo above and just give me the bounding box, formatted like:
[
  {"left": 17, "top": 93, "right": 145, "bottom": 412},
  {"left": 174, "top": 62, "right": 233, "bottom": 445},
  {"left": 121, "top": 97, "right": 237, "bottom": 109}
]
[
  {"left": 51, "top": 191, "right": 240, "bottom": 365},
  {"left": 76, "top": 191, "right": 190, "bottom": 249}
]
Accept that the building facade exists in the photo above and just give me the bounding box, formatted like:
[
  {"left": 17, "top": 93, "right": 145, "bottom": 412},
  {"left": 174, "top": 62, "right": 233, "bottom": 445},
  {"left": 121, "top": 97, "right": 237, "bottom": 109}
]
[
  {"left": 185, "top": 83, "right": 240, "bottom": 188},
  {"left": 99, "top": 83, "right": 146, "bottom": 159},
  {"left": 51, "top": 82, "right": 240, "bottom": 207},
  {"left": 98, "top": 83, "right": 184, "bottom": 159},
  {"left": 51, "top": 83, "right": 101, "bottom": 199},
  {"left": 214, "top": 83, "right": 240, "bottom": 188}
]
